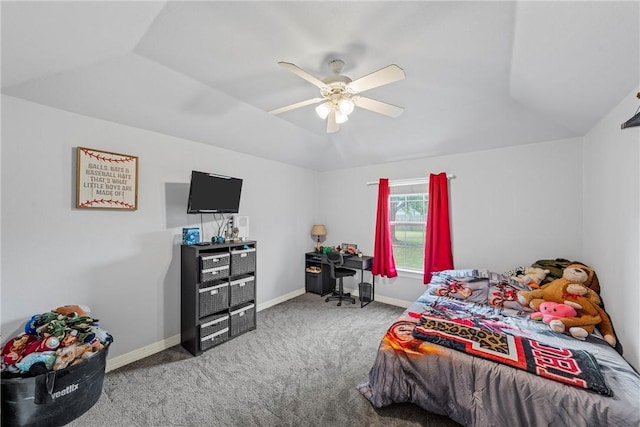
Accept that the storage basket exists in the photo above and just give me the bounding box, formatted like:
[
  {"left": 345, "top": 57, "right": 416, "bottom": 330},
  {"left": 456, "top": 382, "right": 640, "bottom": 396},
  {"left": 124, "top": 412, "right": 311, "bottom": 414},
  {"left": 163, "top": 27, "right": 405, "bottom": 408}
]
[
  {"left": 230, "top": 248, "right": 256, "bottom": 276},
  {"left": 201, "top": 253, "right": 230, "bottom": 270},
  {"left": 230, "top": 276, "right": 255, "bottom": 307},
  {"left": 1, "top": 345, "right": 109, "bottom": 427},
  {"left": 200, "top": 265, "right": 229, "bottom": 282},
  {"left": 200, "top": 328, "right": 229, "bottom": 351},
  {"left": 199, "top": 283, "right": 229, "bottom": 317},
  {"left": 230, "top": 303, "right": 255, "bottom": 337},
  {"left": 200, "top": 313, "right": 230, "bottom": 338}
]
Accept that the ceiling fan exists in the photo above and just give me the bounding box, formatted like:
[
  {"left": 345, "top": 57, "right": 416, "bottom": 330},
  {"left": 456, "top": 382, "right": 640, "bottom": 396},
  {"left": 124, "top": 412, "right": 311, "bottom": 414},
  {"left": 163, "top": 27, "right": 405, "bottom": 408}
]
[{"left": 269, "top": 59, "right": 406, "bottom": 133}]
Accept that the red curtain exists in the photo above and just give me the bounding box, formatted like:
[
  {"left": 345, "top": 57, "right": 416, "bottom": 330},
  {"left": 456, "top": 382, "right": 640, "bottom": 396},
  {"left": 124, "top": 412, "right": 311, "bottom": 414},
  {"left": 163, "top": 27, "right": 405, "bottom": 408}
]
[
  {"left": 373, "top": 178, "right": 397, "bottom": 278},
  {"left": 423, "top": 173, "right": 453, "bottom": 284}
]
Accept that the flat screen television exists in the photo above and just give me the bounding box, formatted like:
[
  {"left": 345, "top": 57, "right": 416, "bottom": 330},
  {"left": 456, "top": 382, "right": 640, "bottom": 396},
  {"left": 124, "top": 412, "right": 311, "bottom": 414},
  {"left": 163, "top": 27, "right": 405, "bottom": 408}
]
[{"left": 187, "top": 171, "right": 243, "bottom": 214}]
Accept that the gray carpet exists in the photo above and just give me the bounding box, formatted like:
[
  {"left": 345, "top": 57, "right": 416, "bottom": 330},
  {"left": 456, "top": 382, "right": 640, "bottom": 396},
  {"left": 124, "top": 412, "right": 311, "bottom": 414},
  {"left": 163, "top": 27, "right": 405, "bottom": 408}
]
[{"left": 69, "top": 293, "right": 461, "bottom": 426}]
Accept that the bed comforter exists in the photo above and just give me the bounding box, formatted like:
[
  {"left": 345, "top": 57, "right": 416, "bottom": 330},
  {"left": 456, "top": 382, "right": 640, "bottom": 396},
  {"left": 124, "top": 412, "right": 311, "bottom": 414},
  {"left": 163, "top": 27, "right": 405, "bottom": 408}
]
[{"left": 358, "top": 290, "right": 640, "bottom": 427}]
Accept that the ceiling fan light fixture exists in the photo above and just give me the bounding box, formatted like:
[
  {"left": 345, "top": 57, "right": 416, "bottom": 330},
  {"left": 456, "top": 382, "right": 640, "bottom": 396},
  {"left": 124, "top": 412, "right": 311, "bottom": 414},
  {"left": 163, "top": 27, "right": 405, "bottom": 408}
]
[
  {"left": 338, "top": 98, "right": 355, "bottom": 115},
  {"left": 272, "top": 59, "right": 406, "bottom": 133},
  {"left": 315, "top": 102, "right": 332, "bottom": 120},
  {"left": 335, "top": 110, "right": 349, "bottom": 124}
]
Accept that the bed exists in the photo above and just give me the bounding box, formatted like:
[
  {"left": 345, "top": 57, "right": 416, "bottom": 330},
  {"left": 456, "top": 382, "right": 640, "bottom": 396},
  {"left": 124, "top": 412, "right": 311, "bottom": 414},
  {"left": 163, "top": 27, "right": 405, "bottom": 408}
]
[{"left": 357, "top": 269, "right": 640, "bottom": 427}]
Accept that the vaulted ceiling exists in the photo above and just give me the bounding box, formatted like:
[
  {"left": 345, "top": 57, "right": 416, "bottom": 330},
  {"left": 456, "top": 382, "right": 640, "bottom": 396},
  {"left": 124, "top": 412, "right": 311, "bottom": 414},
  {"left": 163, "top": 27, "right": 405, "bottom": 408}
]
[{"left": 2, "top": 1, "right": 638, "bottom": 171}]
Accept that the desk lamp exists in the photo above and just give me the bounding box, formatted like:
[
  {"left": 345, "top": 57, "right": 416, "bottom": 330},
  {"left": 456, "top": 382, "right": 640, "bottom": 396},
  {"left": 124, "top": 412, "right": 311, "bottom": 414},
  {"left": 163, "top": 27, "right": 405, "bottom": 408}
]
[{"left": 311, "top": 224, "right": 326, "bottom": 252}]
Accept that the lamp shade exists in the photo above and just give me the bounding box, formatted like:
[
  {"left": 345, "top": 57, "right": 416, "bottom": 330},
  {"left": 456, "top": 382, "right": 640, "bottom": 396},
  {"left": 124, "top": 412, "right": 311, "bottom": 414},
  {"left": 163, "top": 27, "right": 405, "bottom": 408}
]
[
  {"left": 338, "top": 98, "right": 355, "bottom": 115},
  {"left": 311, "top": 224, "right": 326, "bottom": 236},
  {"left": 335, "top": 110, "right": 349, "bottom": 124},
  {"left": 315, "top": 102, "right": 332, "bottom": 120}
]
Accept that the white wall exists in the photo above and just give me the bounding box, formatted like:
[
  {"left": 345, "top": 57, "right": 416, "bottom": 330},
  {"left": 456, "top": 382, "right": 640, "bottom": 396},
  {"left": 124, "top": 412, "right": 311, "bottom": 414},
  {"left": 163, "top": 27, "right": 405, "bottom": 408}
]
[
  {"left": 318, "top": 138, "right": 585, "bottom": 303},
  {"left": 583, "top": 87, "right": 640, "bottom": 371},
  {"left": 1, "top": 95, "right": 318, "bottom": 360},
  {"left": 3, "top": 92, "right": 637, "bottom": 373}
]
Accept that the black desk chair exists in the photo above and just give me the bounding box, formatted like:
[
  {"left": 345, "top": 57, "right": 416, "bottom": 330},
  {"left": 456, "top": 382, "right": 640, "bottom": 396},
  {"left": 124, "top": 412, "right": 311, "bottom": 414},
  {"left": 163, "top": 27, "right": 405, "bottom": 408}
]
[{"left": 325, "top": 252, "right": 357, "bottom": 306}]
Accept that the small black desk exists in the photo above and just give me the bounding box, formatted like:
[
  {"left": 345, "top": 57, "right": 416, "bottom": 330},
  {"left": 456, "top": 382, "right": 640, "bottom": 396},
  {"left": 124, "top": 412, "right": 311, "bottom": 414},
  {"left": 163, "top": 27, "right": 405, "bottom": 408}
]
[{"left": 305, "top": 252, "right": 375, "bottom": 307}]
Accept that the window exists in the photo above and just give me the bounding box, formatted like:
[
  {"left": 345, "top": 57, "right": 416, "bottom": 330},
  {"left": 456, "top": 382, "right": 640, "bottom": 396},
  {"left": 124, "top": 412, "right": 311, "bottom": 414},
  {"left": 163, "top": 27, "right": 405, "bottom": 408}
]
[{"left": 389, "top": 184, "right": 428, "bottom": 272}]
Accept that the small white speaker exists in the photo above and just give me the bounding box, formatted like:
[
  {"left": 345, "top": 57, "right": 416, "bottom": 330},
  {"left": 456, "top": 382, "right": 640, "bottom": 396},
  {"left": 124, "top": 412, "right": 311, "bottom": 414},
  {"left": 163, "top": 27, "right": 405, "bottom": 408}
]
[{"left": 233, "top": 215, "right": 249, "bottom": 238}]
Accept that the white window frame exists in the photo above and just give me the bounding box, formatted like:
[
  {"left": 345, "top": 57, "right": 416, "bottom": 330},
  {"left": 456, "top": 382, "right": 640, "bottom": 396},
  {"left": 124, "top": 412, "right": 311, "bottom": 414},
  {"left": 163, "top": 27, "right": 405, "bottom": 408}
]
[{"left": 389, "top": 184, "right": 428, "bottom": 274}]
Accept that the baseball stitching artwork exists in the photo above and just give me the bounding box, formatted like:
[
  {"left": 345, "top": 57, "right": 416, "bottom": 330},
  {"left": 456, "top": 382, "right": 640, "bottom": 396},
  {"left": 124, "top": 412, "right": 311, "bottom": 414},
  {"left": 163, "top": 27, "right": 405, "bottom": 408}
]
[{"left": 76, "top": 147, "right": 138, "bottom": 210}]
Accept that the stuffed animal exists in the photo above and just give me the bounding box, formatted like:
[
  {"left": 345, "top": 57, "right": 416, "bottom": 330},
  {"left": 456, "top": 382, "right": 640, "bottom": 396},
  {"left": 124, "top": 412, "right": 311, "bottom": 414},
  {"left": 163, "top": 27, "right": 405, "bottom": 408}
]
[
  {"left": 22, "top": 336, "right": 60, "bottom": 356},
  {"left": 531, "top": 259, "right": 601, "bottom": 294},
  {"left": 2, "top": 334, "right": 36, "bottom": 364},
  {"left": 517, "top": 264, "right": 616, "bottom": 346},
  {"left": 512, "top": 267, "right": 550, "bottom": 288},
  {"left": 53, "top": 345, "right": 77, "bottom": 370},
  {"left": 52, "top": 304, "right": 91, "bottom": 318},
  {"left": 531, "top": 301, "right": 577, "bottom": 324},
  {"left": 15, "top": 351, "right": 57, "bottom": 373},
  {"left": 518, "top": 266, "right": 601, "bottom": 310}
]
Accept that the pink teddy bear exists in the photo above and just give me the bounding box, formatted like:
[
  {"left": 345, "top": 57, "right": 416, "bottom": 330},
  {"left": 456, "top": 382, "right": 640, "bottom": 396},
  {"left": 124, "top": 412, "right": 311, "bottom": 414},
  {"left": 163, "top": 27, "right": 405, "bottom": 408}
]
[{"left": 531, "top": 301, "right": 577, "bottom": 324}]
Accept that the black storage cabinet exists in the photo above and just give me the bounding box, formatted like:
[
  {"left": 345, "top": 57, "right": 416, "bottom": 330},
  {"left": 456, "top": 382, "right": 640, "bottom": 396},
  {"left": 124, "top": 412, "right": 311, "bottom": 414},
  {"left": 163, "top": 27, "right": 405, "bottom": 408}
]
[
  {"left": 181, "top": 240, "right": 257, "bottom": 356},
  {"left": 1, "top": 345, "right": 109, "bottom": 427},
  {"left": 304, "top": 253, "right": 334, "bottom": 296}
]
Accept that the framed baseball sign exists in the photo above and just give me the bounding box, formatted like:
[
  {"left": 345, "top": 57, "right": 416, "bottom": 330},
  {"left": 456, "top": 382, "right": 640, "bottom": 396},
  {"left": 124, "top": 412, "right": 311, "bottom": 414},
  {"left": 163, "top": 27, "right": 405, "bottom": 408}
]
[{"left": 76, "top": 147, "right": 139, "bottom": 210}]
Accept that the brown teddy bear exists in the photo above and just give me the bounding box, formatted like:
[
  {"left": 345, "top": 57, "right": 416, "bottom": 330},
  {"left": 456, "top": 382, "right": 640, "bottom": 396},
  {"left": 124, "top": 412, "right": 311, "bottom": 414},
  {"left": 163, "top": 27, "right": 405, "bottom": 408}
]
[
  {"left": 532, "top": 259, "right": 601, "bottom": 294},
  {"left": 52, "top": 304, "right": 91, "bottom": 318},
  {"left": 517, "top": 264, "right": 616, "bottom": 346},
  {"left": 518, "top": 266, "right": 602, "bottom": 309}
]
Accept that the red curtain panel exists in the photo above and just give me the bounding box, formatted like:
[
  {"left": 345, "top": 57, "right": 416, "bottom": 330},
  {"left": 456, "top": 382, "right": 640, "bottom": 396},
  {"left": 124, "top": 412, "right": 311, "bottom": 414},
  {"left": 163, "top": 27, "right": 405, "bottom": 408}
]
[
  {"left": 373, "top": 178, "right": 397, "bottom": 278},
  {"left": 423, "top": 173, "right": 453, "bottom": 283}
]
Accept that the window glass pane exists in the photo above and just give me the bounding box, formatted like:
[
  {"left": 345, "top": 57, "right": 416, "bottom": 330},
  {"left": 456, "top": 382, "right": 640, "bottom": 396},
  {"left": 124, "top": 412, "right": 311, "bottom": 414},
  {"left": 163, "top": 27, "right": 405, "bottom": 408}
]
[{"left": 389, "top": 186, "right": 428, "bottom": 271}]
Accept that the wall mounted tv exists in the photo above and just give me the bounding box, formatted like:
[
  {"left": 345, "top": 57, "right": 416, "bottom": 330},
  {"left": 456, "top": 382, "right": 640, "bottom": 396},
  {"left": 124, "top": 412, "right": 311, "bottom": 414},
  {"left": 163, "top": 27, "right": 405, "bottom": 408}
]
[{"left": 187, "top": 171, "right": 243, "bottom": 214}]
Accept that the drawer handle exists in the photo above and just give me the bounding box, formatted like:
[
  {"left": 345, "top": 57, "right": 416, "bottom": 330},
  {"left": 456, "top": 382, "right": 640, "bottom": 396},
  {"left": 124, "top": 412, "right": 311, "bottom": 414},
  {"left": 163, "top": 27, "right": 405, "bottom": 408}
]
[
  {"left": 210, "top": 289, "right": 218, "bottom": 295},
  {"left": 239, "top": 312, "right": 245, "bottom": 317},
  {"left": 240, "top": 253, "right": 247, "bottom": 258}
]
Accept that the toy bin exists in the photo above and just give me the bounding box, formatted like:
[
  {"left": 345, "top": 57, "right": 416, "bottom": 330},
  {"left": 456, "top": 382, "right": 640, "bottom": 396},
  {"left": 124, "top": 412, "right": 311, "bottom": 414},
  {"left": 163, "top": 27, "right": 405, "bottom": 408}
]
[{"left": 1, "top": 344, "right": 110, "bottom": 427}]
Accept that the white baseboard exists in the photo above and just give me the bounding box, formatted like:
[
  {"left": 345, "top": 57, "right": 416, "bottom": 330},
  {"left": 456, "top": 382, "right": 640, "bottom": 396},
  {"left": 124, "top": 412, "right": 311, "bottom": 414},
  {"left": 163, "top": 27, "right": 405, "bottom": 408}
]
[
  {"left": 106, "top": 288, "right": 307, "bottom": 372},
  {"left": 346, "top": 287, "right": 412, "bottom": 308},
  {"left": 106, "top": 334, "right": 181, "bottom": 372},
  {"left": 257, "top": 287, "right": 306, "bottom": 312}
]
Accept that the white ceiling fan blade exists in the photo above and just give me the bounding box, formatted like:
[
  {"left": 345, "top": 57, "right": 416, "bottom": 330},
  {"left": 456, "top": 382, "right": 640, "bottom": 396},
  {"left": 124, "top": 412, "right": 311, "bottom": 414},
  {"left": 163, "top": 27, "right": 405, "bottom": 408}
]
[
  {"left": 278, "top": 62, "right": 328, "bottom": 89},
  {"left": 347, "top": 64, "right": 405, "bottom": 94},
  {"left": 353, "top": 96, "right": 404, "bottom": 117},
  {"left": 326, "top": 110, "right": 339, "bottom": 133},
  {"left": 269, "top": 97, "right": 325, "bottom": 115}
]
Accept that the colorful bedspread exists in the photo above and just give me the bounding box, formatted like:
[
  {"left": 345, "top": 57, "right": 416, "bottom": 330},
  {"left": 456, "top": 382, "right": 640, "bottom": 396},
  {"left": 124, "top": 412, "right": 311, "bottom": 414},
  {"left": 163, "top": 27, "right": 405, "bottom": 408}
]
[
  {"left": 358, "top": 291, "right": 640, "bottom": 427},
  {"left": 412, "top": 310, "right": 612, "bottom": 395}
]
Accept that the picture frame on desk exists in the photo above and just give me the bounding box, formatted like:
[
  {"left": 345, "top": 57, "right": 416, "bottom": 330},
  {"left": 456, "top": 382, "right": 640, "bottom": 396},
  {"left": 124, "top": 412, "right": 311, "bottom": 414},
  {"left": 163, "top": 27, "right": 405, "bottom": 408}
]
[
  {"left": 182, "top": 227, "right": 201, "bottom": 245},
  {"left": 341, "top": 243, "right": 358, "bottom": 254}
]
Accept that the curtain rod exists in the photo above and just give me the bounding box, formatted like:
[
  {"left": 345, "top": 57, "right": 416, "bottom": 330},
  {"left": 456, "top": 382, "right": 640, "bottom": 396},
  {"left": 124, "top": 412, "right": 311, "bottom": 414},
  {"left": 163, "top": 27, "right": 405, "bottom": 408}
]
[{"left": 366, "top": 174, "right": 456, "bottom": 187}]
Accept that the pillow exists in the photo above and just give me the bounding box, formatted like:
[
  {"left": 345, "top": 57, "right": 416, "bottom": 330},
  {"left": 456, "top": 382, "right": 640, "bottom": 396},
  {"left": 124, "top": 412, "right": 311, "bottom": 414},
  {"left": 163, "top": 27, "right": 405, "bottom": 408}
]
[
  {"left": 431, "top": 269, "right": 480, "bottom": 280},
  {"left": 428, "top": 276, "right": 490, "bottom": 305},
  {"left": 488, "top": 280, "right": 533, "bottom": 311}
]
